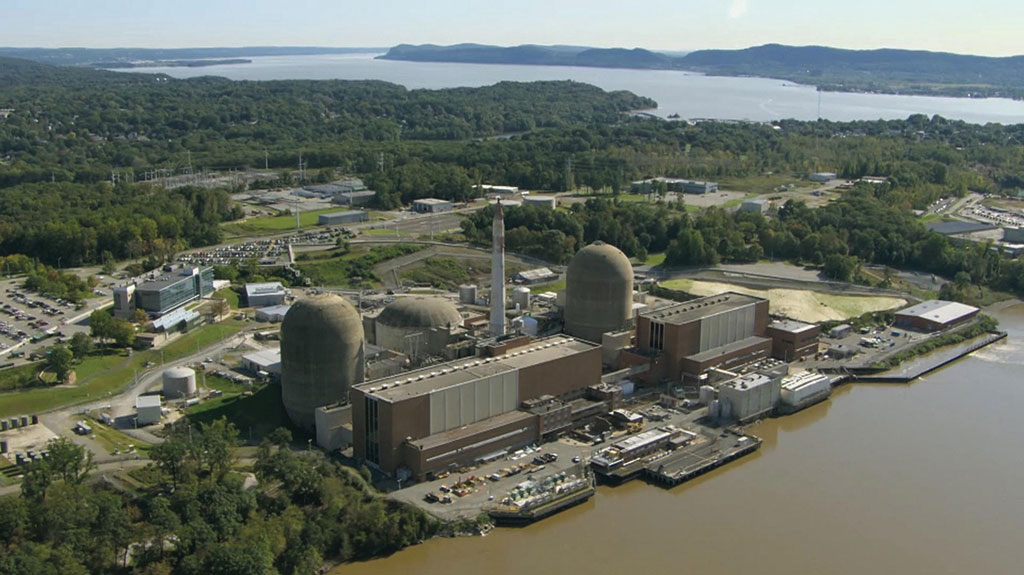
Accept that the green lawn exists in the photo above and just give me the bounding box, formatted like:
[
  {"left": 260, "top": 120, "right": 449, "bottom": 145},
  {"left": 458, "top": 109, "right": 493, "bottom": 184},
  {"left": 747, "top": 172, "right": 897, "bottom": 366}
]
[
  {"left": 201, "top": 373, "right": 250, "bottom": 394},
  {"left": 529, "top": 279, "right": 566, "bottom": 294},
  {"left": 361, "top": 227, "right": 399, "bottom": 236},
  {"left": 0, "top": 362, "right": 44, "bottom": 392},
  {"left": 222, "top": 207, "right": 345, "bottom": 235},
  {"left": 0, "top": 322, "right": 245, "bottom": 418},
  {"left": 188, "top": 381, "right": 300, "bottom": 443},
  {"left": 214, "top": 287, "right": 241, "bottom": 309},
  {"left": 641, "top": 252, "right": 666, "bottom": 266}
]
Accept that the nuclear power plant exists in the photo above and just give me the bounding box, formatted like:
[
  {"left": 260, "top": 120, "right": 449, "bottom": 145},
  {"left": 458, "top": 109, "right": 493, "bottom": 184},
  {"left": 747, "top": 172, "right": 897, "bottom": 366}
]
[{"left": 266, "top": 199, "right": 834, "bottom": 482}]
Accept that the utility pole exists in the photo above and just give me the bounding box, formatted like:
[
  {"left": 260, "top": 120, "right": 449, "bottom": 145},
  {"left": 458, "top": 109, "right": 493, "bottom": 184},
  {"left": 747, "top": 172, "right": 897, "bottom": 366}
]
[
  {"left": 378, "top": 152, "right": 385, "bottom": 173},
  {"left": 264, "top": 149, "right": 269, "bottom": 171},
  {"left": 565, "top": 157, "right": 574, "bottom": 192}
]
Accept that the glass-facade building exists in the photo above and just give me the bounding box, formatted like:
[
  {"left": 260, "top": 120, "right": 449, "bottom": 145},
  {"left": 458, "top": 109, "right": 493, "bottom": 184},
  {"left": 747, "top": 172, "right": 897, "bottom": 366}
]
[{"left": 135, "top": 267, "right": 214, "bottom": 316}]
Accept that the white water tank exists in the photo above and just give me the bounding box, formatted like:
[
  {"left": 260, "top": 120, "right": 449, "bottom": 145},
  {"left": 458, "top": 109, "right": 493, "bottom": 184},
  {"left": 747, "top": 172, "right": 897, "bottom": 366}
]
[
  {"left": 512, "top": 286, "right": 531, "bottom": 311},
  {"left": 162, "top": 366, "right": 197, "bottom": 399},
  {"left": 459, "top": 284, "right": 478, "bottom": 304},
  {"left": 699, "top": 385, "right": 715, "bottom": 405}
]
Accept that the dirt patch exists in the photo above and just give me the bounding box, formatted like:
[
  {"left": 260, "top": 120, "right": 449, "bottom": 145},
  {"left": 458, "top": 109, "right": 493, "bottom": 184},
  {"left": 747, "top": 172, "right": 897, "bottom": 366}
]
[{"left": 660, "top": 279, "right": 906, "bottom": 323}]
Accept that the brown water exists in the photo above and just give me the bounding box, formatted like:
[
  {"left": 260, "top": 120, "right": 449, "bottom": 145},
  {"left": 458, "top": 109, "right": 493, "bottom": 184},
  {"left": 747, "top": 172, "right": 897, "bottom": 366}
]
[{"left": 339, "top": 304, "right": 1024, "bottom": 575}]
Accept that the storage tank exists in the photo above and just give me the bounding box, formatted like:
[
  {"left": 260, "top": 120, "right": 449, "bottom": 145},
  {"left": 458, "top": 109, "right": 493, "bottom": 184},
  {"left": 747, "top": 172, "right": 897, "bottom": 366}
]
[
  {"left": 699, "top": 385, "right": 715, "bottom": 405},
  {"left": 512, "top": 286, "right": 531, "bottom": 311},
  {"left": 458, "top": 284, "right": 478, "bottom": 304},
  {"left": 281, "top": 294, "right": 365, "bottom": 431},
  {"left": 162, "top": 366, "right": 197, "bottom": 399},
  {"left": 564, "top": 242, "right": 634, "bottom": 343}
]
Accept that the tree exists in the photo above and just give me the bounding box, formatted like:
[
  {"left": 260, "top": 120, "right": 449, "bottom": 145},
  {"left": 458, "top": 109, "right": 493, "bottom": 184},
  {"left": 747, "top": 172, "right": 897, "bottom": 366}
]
[
  {"left": 45, "top": 436, "right": 95, "bottom": 485},
  {"left": 149, "top": 437, "right": 192, "bottom": 489},
  {"left": 101, "top": 251, "right": 117, "bottom": 275},
  {"left": 68, "top": 332, "right": 93, "bottom": 359},
  {"left": 47, "top": 346, "right": 74, "bottom": 383},
  {"left": 89, "top": 309, "right": 113, "bottom": 342},
  {"left": 133, "top": 308, "right": 150, "bottom": 324},
  {"left": 108, "top": 318, "right": 136, "bottom": 348}
]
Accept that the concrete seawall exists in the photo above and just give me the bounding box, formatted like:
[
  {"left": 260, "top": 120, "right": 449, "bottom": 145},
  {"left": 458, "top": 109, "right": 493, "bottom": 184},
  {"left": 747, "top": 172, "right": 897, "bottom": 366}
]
[{"left": 850, "top": 331, "right": 1007, "bottom": 383}]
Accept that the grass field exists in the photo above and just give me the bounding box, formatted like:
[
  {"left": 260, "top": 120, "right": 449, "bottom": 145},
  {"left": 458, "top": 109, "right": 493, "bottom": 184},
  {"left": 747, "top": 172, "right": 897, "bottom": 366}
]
[
  {"left": 188, "top": 381, "right": 299, "bottom": 442},
  {"left": 0, "top": 362, "right": 43, "bottom": 392},
  {"left": 529, "top": 279, "right": 566, "bottom": 294},
  {"left": 214, "top": 287, "right": 241, "bottom": 309},
  {"left": 642, "top": 252, "right": 666, "bottom": 266},
  {"left": 222, "top": 207, "right": 344, "bottom": 235},
  {"left": 659, "top": 279, "right": 906, "bottom": 323},
  {"left": 0, "top": 321, "right": 245, "bottom": 418}
]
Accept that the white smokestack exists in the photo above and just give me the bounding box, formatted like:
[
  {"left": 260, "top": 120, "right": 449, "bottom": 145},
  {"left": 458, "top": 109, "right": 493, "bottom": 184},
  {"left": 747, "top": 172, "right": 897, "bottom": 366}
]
[{"left": 490, "top": 200, "right": 506, "bottom": 338}]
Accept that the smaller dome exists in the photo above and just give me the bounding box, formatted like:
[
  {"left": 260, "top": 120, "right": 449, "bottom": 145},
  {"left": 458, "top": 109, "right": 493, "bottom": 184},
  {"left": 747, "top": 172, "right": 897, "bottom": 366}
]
[{"left": 377, "top": 297, "right": 463, "bottom": 329}]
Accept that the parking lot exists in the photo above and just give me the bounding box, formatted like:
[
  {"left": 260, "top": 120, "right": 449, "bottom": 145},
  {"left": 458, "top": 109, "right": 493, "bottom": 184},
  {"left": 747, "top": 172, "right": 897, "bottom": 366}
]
[{"left": 0, "top": 277, "right": 112, "bottom": 365}]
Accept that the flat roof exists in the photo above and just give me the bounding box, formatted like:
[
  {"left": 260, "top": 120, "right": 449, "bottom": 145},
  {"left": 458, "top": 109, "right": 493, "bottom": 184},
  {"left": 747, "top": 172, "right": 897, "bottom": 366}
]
[
  {"left": 355, "top": 336, "right": 597, "bottom": 403},
  {"left": 138, "top": 267, "right": 205, "bottom": 292},
  {"left": 243, "top": 348, "right": 281, "bottom": 367},
  {"left": 896, "top": 300, "right": 978, "bottom": 324},
  {"left": 721, "top": 372, "right": 774, "bottom": 391},
  {"left": 642, "top": 292, "right": 764, "bottom": 326},
  {"left": 407, "top": 410, "right": 535, "bottom": 451},
  {"left": 686, "top": 336, "right": 770, "bottom": 363},
  {"left": 255, "top": 304, "right": 291, "bottom": 316},
  {"left": 769, "top": 319, "right": 818, "bottom": 334},
  {"left": 136, "top": 395, "right": 161, "bottom": 409},
  {"left": 245, "top": 282, "right": 286, "bottom": 297},
  {"left": 926, "top": 221, "right": 997, "bottom": 235},
  {"left": 612, "top": 426, "right": 676, "bottom": 452},
  {"left": 413, "top": 198, "right": 451, "bottom": 205},
  {"left": 781, "top": 371, "right": 830, "bottom": 392}
]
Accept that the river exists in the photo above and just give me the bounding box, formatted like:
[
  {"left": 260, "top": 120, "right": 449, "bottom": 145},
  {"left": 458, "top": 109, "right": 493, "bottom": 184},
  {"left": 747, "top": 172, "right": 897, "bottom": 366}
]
[
  {"left": 337, "top": 302, "right": 1024, "bottom": 575},
  {"left": 124, "top": 53, "right": 1024, "bottom": 125}
]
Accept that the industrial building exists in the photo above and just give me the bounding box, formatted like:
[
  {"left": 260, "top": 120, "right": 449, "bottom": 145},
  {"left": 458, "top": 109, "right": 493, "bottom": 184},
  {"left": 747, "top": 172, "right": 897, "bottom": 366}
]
[
  {"left": 739, "top": 198, "right": 769, "bottom": 214},
  {"left": 809, "top": 172, "right": 837, "bottom": 183},
  {"left": 162, "top": 366, "right": 197, "bottom": 399},
  {"left": 894, "top": 300, "right": 979, "bottom": 332},
  {"left": 412, "top": 198, "right": 453, "bottom": 213},
  {"left": 564, "top": 242, "right": 634, "bottom": 343},
  {"left": 630, "top": 178, "right": 719, "bottom": 195},
  {"left": 135, "top": 395, "right": 162, "bottom": 426},
  {"left": 119, "top": 266, "right": 215, "bottom": 317},
  {"left": 779, "top": 371, "right": 831, "bottom": 407},
  {"left": 523, "top": 195, "right": 557, "bottom": 209},
  {"left": 242, "top": 348, "right": 282, "bottom": 377},
  {"left": 634, "top": 292, "right": 771, "bottom": 382},
  {"left": 766, "top": 320, "right": 821, "bottom": 361},
  {"left": 244, "top": 282, "right": 288, "bottom": 307},
  {"left": 280, "top": 295, "right": 365, "bottom": 431},
  {"left": 351, "top": 335, "right": 602, "bottom": 479},
  {"left": 513, "top": 267, "right": 559, "bottom": 285},
  {"left": 332, "top": 190, "right": 377, "bottom": 206},
  {"left": 718, "top": 372, "right": 781, "bottom": 422},
  {"left": 829, "top": 324, "right": 853, "bottom": 339},
  {"left": 255, "top": 304, "right": 290, "bottom": 322},
  {"left": 317, "top": 211, "right": 368, "bottom": 226},
  {"left": 1005, "top": 227, "right": 1024, "bottom": 243},
  {"left": 475, "top": 184, "right": 518, "bottom": 195},
  {"left": 369, "top": 297, "right": 465, "bottom": 362}
]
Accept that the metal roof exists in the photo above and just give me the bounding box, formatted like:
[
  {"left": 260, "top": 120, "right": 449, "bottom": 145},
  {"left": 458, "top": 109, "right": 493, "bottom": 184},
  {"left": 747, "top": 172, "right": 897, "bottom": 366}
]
[
  {"left": 515, "top": 268, "right": 558, "bottom": 282},
  {"left": 896, "top": 300, "right": 978, "bottom": 325},
  {"left": 642, "top": 292, "right": 764, "bottom": 326},
  {"left": 136, "top": 395, "right": 161, "bottom": 409},
  {"left": 413, "top": 198, "right": 451, "bottom": 205},
  {"left": 243, "top": 348, "right": 281, "bottom": 368},
  {"left": 151, "top": 308, "right": 199, "bottom": 331},
  {"left": 768, "top": 319, "right": 818, "bottom": 334},
  {"left": 245, "top": 282, "right": 286, "bottom": 297},
  {"left": 355, "top": 336, "right": 597, "bottom": 402}
]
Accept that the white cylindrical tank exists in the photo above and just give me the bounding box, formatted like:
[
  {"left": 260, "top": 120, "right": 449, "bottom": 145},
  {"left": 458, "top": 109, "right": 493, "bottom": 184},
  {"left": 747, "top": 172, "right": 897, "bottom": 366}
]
[
  {"left": 162, "top": 366, "right": 197, "bottom": 399},
  {"left": 512, "top": 286, "right": 531, "bottom": 311},
  {"left": 459, "top": 284, "right": 478, "bottom": 304}
]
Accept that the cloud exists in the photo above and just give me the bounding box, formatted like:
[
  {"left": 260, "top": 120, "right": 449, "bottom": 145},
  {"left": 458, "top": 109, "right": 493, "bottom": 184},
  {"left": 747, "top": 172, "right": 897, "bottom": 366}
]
[{"left": 729, "top": 0, "right": 748, "bottom": 19}]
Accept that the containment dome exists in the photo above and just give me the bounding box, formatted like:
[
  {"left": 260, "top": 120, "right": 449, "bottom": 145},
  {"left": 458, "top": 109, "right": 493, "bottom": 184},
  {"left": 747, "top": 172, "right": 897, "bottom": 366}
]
[
  {"left": 280, "top": 294, "right": 365, "bottom": 431},
  {"left": 564, "top": 241, "right": 634, "bottom": 343},
  {"left": 376, "top": 297, "right": 463, "bottom": 329}
]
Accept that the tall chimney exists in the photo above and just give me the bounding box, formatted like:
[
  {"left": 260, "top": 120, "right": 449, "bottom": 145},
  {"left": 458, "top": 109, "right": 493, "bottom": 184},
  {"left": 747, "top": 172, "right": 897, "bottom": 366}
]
[{"left": 490, "top": 200, "right": 506, "bottom": 338}]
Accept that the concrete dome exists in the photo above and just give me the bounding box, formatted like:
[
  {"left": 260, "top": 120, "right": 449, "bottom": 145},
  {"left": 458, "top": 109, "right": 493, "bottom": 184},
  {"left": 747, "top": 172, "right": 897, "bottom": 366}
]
[
  {"left": 377, "top": 297, "right": 463, "bottom": 329},
  {"left": 564, "top": 241, "right": 634, "bottom": 343},
  {"left": 280, "top": 294, "right": 365, "bottom": 431}
]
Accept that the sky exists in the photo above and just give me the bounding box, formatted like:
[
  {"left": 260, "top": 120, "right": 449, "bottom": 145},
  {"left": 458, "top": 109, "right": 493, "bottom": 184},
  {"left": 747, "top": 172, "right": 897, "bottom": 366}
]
[{"left": 1, "top": 0, "right": 1022, "bottom": 57}]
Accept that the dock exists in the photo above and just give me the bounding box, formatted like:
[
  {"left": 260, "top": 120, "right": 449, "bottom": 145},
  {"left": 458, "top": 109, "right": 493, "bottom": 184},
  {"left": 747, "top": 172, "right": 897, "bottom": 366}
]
[{"left": 643, "top": 435, "right": 762, "bottom": 487}]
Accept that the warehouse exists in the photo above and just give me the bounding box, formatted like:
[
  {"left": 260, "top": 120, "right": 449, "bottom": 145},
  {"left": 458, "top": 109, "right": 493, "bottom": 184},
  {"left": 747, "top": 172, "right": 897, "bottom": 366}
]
[
  {"left": 513, "top": 267, "right": 559, "bottom": 285},
  {"left": 635, "top": 292, "right": 771, "bottom": 382},
  {"left": 739, "top": 198, "right": 768, "bottom": 213},
  {"left": 766, "top": 320, "right": 821, "bottom": 361},
  {"left": 255, "top": 304, "right": 290, "bottom": 322},
  {"left": 332, "top": 190, "right": 376, "bottom": 206},
  {"left": 317, "top": 210, "right": 369, "bottom": 226},
  {"left": 412, "top": 198, "right": 453, "bottom": 213},
  {"left": 809, "top": 172, "right": 837, "bottom": 183},
  {"left": 894, "top": 300, "right": 979, "bottom": 332},
  {"left": 351, "top": 335, "right": 601, "bottom": 478},
  {"left": 523, "top": 195, "right": 557, "bottom": 209},
  {"left": 244, "top": 282, "right": 288, "bottom": 307},
  {"left": 241, "top": 348, "right": 282, "bottom": 377}
]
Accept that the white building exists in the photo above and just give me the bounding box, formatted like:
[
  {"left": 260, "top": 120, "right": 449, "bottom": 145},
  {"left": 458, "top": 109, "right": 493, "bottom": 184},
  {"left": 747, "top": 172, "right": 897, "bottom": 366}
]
[
  {"left": 245, "top": 282, "right": 288, "bottom": 307},
  {"left": 719, "top": 373, "right": 781, "bottom": 422},
  {"left": 255, "top": 304, "right": 291, "bottom": 322},
  {"left": 241, "top": 348, "right": 282, "bottom": 377},
  {"left": 412, "top": 198, "right": 453, "bottom": 213},
  {"left": 135, "top": 395, "right": 162, "bottom": 426}
]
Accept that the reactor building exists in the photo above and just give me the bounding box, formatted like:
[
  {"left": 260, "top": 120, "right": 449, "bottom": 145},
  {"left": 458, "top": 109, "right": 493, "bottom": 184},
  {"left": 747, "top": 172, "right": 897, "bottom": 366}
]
[
  {"left": 280, "top": 294, "right": 365, "bottom": 431},
  {"left": 369, "top": 297, "right": 465, "bottom": 361},
  {"left": 563, "top": 241, "right": 634, "bottom": 343}
]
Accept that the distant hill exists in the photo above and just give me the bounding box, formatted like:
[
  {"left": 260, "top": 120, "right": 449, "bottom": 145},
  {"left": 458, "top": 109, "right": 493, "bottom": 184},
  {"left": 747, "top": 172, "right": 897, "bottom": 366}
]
[
  {"left": 0, "top": 46, "right": 382, "bottom": 67},
  {"left": 380, "top": 43, "right": 1024, "bottom": 99},
  {"left": 379, "top": 44, "right": 673, "bottom": 69}
]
